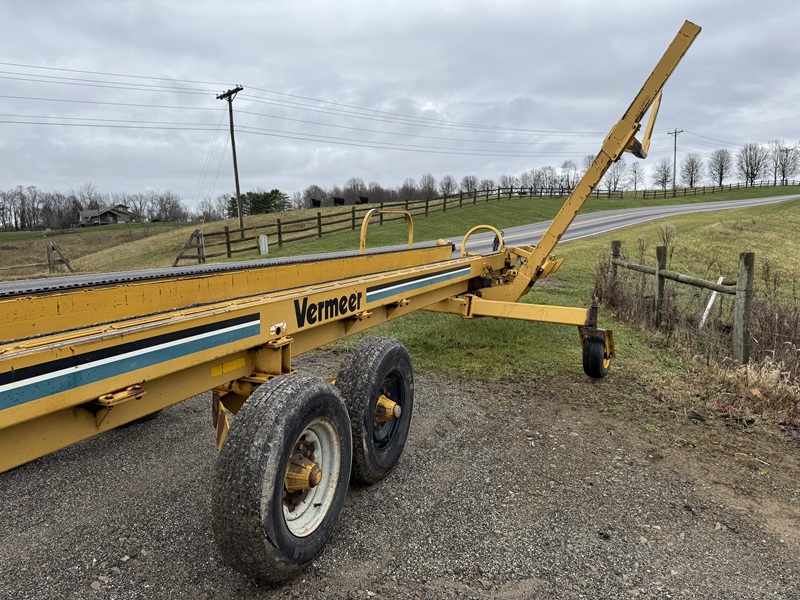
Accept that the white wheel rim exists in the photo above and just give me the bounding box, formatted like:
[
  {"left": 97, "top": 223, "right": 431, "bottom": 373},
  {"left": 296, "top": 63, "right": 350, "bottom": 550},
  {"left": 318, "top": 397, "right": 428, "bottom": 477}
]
[{"left": 282, "top": 418, "right": 341, "bottom": 537}]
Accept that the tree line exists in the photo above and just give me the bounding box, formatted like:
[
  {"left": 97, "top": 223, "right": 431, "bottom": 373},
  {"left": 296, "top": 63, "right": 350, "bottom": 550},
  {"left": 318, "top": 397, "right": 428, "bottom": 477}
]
[
  {"left": 295, "top": 140, "right": 800, "bottom": 209},
  {"left": 0, "top": 183, "right": 189, "bottom": 231},
  {"left": 650, "top": 139, "right": 800, "bottom": 191},
  {"left": 1, "top": 139, "right": 797, "bottom": 232}
]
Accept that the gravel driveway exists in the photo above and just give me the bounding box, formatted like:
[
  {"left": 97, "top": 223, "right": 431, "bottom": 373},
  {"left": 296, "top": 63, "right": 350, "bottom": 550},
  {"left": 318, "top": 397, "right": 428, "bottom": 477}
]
[{"left": 1, "top": 351, "right": 798, "bottom": 599}]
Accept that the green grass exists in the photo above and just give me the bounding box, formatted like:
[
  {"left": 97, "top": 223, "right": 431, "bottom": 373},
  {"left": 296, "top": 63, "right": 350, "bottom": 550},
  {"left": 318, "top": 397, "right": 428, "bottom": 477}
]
[{"left": 324, "top": 194, "right": 800, "bottom": 382}]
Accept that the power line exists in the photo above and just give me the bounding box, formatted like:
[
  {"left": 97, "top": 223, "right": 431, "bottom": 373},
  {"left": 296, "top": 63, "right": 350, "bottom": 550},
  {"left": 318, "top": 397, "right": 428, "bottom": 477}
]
[
  {"left": 0, "top": 94, "right": 222, "bottom": 112},
  {"left": 191, "top": 110, "right": 228, "bottom": 206},
  {"left": 0, "top": 61, "right": 234, "bottom": 87},
  {"left": 682, "top": 130, "right": 740, "bottom": 147},
  {"left": 0, "top": 62, "right": 602, "bottom": 136},
  {"left": 235, "top": 108, "right": 602, "bottom": 147},
  {"left": 242, "top": 90, "right": 602, "bottom": 136}
]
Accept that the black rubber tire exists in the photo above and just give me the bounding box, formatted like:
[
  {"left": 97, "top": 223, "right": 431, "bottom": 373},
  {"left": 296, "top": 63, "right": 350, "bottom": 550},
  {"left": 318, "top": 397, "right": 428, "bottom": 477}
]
[
  {"left": 335, "top": 336, "right": 414, "bottom": 484},
  {"left": 211, "top": 374, "right": 352, "bottom": 584},
  {"left": 583, "top": 336, "right": 611, "bottom": 379}
]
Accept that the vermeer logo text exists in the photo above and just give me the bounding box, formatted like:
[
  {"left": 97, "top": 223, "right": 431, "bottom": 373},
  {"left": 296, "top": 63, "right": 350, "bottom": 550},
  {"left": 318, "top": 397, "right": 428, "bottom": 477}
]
[{"left": 293, "top": 292, "right": 363, "bottom": 327}]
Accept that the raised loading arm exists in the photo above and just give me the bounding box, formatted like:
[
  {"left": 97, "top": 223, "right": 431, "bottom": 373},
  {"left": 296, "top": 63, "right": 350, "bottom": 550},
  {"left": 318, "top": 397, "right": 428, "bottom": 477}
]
[
  {"left": 429, "top": 20, "right": 701, "bottom": 377},
  {"left": 481, "top": 20, "right": 701, "bottom": 303}
]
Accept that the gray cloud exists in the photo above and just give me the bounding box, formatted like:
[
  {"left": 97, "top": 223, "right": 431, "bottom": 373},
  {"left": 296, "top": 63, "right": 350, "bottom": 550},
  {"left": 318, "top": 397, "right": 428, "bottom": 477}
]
[{"left": 1, "top": 0, "right": 797, "bottom": 209}]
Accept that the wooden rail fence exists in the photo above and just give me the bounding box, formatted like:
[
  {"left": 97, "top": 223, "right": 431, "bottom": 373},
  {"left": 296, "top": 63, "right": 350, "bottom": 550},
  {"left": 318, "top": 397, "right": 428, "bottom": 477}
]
[
  {"left": 182, "top": 186, "right": 624, "bottom": 262},
  {"left": 608, "top": 240, "right": 754, "bottom": 363}
]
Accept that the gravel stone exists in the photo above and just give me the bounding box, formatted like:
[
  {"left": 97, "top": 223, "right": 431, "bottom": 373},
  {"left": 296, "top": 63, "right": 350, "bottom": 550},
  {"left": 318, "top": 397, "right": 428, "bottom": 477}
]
[{"left": 0, "top": 350, "right": 798, "bottom": 599}]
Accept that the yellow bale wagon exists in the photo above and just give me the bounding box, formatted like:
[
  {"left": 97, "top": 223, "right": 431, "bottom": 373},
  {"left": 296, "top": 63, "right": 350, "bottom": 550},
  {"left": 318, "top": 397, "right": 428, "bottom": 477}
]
[{"left": 0, "top": 22, "right": 700, "bottom": 583}]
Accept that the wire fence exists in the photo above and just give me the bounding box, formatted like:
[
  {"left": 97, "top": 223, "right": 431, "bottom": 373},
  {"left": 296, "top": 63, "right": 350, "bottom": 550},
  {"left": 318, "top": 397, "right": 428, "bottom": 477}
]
[{"left": 594, "top": 239, "right": 800, "bottom": 426}]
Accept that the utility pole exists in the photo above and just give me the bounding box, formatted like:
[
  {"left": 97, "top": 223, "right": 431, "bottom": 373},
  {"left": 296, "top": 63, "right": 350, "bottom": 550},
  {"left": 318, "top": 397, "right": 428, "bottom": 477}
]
[
  {"left": 217, "top": 85, "right": 245, "bottom": 237},
  {"left": 668, "top": 128, "right": 683, "bottom": 197}
]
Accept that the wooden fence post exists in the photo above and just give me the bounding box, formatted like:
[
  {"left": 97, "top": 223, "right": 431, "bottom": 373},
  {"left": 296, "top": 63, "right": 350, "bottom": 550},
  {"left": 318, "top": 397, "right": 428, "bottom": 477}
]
[
  {"left": 610, "top": 240, "right": 621, "bottom": 279},
  {"left": 317, "top": 212, "right": 323, "bottom": 237},
  {"left": 442, "top": 196, "right": 447, "bottom": 213},
  {"left": 425, "top": 198, "right": 429, "bottom": 216},
  {"left": 224, "top": 226, "right": 232, "bottom": 258},
  {"left": 654, "top": 245, "right": 667, "bottom": 327},
  {"left": 733, "top": 251, "right": 755, "bottom": 364},
  {"left": 277, "top": 219, "right": 283, "bottom": 247},
  {"left": 351, "top": 206, "right": 356, "bottom": 230},
  {"left": 173, "top": 230, "right": 205, "bottom": 266},
  {"left": 380, "top": 202, "right": 384, "bottom": 225}
]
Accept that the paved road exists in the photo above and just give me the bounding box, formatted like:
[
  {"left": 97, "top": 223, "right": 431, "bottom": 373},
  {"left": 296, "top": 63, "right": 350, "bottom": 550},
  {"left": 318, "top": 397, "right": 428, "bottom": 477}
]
[{"left": 458, "top": 194, "right": 798, "bottom": 255}]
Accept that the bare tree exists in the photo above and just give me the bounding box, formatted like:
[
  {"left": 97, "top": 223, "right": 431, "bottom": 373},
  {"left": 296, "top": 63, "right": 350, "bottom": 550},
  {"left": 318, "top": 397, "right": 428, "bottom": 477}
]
[
  {"left": 767, "top": 140, "right": 800, "bottom": 185},
  {"left": 767, "top": 139, "right": 783, "bottom": 185},
  {"left": 603, "top": 159, "right": 627, "bottom": 192},
  {"left": 76, "top": 182, "right": 104, "bottom": 209},
  {"left": 459, "top": 175, "right": 478, "bottom": 194},
  {"left": 214, "top": 194, "right": 230, "bottom": 218},
  {"left": 368, "top": 181, "right": 393, "bottom": 203},
  {"left": 498, "top": 174, "right": 519, "bottom": 189},
  {"left": 628, "top": 161, "right": 645, "bottom": 192},
  {"left": 537, "top": 166, "right": 559, "bottom": 190},
  {"left": 776, "top": 144, "right": 800, "bottom": 185},
  {"left": 419, "top": 173, "right": 437, "bottom": 198},
  {"left": 707, "top": 148, "right": 733, "bottom": 186},
  {"left": 652, "top": 157, "right": 672, "bottom": 191},
  {"left": 737, "top": 142, "right": 769, "bottom": 186},
  {"left": 196, "top": 197, "right": 225, "bottom": 222},
  {"left": 149, "top": 190, "right": 189, "bottom": 222},
  {"left": 439, "top": 174, "right": 457, "bottom": 197},
  {"left": 302, "top": 184, "right": 327, "bottom": 208},
  {"left": 398, "top": 178, "right": 418, "bottom": 202},
  {"left": 679, "top": 153, "right": 704, "bottom": 188},
  {"left": 478, "top": 179, "right": 495, "bottom": 193},
  {"left": 560, "top": 160, "right": 579, "bottom": 189},
  {"left": 344, "top": 177, "right": 367, "bottom": 201}
]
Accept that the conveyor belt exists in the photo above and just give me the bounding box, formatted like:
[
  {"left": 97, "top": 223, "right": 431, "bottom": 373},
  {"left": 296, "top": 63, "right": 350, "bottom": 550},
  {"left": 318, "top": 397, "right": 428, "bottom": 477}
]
[{"left": 0, "top": 241, "right": 447, "bottom": 298}]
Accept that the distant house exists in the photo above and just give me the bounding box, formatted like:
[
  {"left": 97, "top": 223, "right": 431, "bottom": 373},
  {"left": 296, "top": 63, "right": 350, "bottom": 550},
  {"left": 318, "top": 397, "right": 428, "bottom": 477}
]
[{"left": 77, "top": 204, "right": 144, "bottom": 226}]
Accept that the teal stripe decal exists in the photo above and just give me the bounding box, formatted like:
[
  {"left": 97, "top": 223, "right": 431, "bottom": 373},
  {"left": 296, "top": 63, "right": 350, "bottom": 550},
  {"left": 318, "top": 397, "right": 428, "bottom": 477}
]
[
  {"left": 366, "top": 267, "right": 471, "bottom": 303},
  {"left": 0, "top": 319, "right": 259, "bottom": 410}
]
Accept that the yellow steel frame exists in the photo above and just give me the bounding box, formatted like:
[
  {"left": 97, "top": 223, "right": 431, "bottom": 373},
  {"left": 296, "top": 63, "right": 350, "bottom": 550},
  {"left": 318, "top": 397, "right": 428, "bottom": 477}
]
[
  {"left": 359, "top": 209, "right": 414, "bottom": 254},
  {"left": 0, "top": 21, "right": 701, "bottom": 473}
]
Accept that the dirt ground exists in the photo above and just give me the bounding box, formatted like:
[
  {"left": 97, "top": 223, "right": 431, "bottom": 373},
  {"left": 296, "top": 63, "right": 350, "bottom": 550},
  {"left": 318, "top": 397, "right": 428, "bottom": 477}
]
[{"left": 1, "top": 350, "right": 798, "bottom": 599}]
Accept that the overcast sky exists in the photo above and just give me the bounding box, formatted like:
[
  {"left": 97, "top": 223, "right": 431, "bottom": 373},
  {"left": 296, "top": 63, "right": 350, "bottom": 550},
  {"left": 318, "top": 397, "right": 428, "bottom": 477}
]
[{"left": 1, "top": 0, "right": 797, "bottom": 210}]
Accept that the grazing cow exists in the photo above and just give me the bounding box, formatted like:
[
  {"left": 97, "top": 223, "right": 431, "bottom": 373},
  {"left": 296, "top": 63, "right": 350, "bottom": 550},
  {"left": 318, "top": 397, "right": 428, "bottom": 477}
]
[
  {"left": 332, "top": 196, "right": 345, "bottom": 206},
  {"left": 358, "top": 196, "right": 369, "bottom": 204},
  {"left": 311, "top": 198, "right": 321, "bottom": 208}
]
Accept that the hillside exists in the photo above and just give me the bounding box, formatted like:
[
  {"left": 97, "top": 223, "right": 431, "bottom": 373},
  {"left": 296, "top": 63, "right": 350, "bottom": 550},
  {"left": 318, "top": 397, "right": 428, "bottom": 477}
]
[{"left": 1, "top": 184, "right": 798, "bottom": 280}]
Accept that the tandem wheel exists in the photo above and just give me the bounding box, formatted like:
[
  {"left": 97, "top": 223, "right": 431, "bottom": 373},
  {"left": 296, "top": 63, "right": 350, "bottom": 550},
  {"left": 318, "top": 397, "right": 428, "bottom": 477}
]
[
  {"left": 211, "top": 374, "right": 352, "bottom": 584},
  {"left": 335, "top": 336, "right": 415, "bottom": 485}
]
